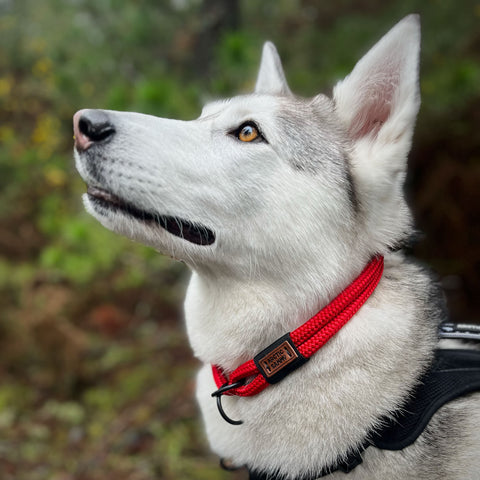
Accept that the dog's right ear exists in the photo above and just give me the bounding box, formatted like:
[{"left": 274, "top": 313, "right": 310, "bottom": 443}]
[{"left": 255, "top": 42, "right": 292, "bottom": 96}]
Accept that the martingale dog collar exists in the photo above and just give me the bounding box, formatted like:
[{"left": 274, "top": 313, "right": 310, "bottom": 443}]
[{"left": 211, "top": 255, "right": 384, "bottom": 425}]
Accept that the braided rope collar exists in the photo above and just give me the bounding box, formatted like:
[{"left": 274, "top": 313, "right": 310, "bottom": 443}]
[{"left": 211, "top": 255, "right": 384, "bottom": 424}]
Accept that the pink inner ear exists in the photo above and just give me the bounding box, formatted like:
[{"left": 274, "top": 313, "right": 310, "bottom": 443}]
[{"left": 349, "top": 70, "right": 399, "bottom": 140}]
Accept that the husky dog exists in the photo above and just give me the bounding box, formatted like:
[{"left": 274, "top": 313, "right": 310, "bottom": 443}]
[{"left": 73, "top": 15, "right": 480, "bottom": 480}]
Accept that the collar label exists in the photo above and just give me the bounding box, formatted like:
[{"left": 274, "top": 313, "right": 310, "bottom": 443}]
[{"left": 254, "top": 333, "right": 308, "bottom": 384}]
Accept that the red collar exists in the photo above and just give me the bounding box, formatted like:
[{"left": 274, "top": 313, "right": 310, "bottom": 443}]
[{"left": 211, "top": 256, "right": 384, "bottom": 423}]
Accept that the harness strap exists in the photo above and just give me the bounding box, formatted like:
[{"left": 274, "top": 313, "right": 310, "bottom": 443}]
[
  {"left": 371, "top": 348, "right": 480, "bottom": 450},
  {"left": 246, "top": 347, "right": 480, "bottom": 480},
  {"left": 438, "top": 322, "right": 480, "bottom": 342}
]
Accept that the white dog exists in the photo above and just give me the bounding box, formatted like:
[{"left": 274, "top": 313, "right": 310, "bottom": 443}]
[{"left": 73, "top": 15, "right": 480, "bottom": 479}]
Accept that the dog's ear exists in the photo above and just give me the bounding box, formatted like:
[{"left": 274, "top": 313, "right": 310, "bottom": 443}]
[
  {"left": 332, "top": 15, "right": 421, "bottom": 252},
  {"left": 255, "top": 42, "right": 292, "bottom": 96},
  {"left": 333, "top": 15, "right": 420, "bottom": 153}
]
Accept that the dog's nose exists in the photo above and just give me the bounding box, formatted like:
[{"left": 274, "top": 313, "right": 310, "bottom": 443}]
[{"left": 73, "top": 109, "right": 115, "bottom": 151}]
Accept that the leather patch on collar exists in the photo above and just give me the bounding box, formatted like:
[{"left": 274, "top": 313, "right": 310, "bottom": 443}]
[
  {"left": 259, "top": 341, "right": 298, "bottom": 377},
  {"left": 254, "top": 333, "right": 308, "bottom": 384}
]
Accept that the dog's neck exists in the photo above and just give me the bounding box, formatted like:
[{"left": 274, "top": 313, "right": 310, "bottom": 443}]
[
  {"left": 184, "top": 247, "right": 372, "bottom": 371},
  {"left": 190, "top": 252, "right": 439, "bottom": 477}
]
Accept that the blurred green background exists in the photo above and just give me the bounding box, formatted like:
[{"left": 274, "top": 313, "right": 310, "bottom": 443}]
[{"left": 0, "top": 0, "right": 478, "bottom": 479}]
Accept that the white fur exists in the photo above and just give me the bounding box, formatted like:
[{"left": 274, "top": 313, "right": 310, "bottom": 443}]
[{"left": 74, "top": 15, "right": 480, "bottom": 479}]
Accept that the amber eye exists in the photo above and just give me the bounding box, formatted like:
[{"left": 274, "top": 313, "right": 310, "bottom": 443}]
[{"left": 237, "top": 123, "right": 260, "bottom": 142}]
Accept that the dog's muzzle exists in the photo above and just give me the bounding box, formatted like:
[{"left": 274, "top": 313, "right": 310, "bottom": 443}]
[{"left": 73, "top": 110, "right": 216, "bottom": 246}]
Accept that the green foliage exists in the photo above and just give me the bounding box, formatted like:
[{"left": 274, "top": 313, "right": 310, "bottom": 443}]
[
  {"left": 212, "top": 31, "right": 261, "bottom": 93},
  {"left": 0, "top": 0, "right": 478, "bottom": 478}
]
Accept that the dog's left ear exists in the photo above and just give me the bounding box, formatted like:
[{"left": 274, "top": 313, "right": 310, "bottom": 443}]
[
  {"left": 255, "top": 42, "right": 292, "bottom": 96},
  {"left": 332, "top": 15, "right": 421, "bottom": 251},
  {"left": 333, "top": 15, "right": 420, "bottom": 157}
]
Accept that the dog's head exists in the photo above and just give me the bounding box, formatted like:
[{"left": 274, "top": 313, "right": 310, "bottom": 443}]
[{"left": 74, "top": 15, "right": 420, "bottom": 281}]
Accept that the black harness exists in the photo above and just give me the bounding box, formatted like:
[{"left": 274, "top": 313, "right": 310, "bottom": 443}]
[{"left": 227, "top": 323, "right": 480, "bottom": 480}]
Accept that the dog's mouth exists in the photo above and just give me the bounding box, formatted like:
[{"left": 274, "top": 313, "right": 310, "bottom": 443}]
[{"left": 86, "top": 186, "right": 216, "bottom": 246}]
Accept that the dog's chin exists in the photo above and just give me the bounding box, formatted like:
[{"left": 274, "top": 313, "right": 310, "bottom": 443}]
[{"left": 83, "top": 186, "right": 216, "bottom": 247}]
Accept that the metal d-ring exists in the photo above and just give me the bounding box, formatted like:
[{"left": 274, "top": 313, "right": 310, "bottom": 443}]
[{"left": 211, "top": 381, "right": 245, "bottom": 426}]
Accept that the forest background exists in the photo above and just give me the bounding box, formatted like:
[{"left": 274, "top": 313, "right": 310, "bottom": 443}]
[{"left": 0, "top": 0, "right": 478, "bottom": 479}]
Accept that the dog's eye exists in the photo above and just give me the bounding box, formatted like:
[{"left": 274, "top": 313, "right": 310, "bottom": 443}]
[
  {"left": 233, "top": 122, "right": 263, "bottom": 143},
  {"left": 238, "top": 124, "right": 258, "bottom": 142}
]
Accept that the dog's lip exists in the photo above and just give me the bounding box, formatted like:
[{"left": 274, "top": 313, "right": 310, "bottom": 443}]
[
  {"left": 86, "top": 185, "right": 216, "bottom": 246},
  {"left": 87, "top": 185, "right": 124, "bottom": 206}
]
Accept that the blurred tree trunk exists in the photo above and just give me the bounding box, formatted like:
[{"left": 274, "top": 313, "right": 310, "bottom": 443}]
[{"left": 192, "top": 0, "right": 240, "bottom": 79}]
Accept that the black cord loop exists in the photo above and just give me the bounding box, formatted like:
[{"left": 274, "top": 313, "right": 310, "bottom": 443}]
[{"left": 211, "top": 381, "right": 245, "bottom": 426}]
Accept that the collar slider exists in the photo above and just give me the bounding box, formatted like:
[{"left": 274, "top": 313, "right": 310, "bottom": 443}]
[{"left": 254, "top": 333, "right": 309, "bottom": 384}]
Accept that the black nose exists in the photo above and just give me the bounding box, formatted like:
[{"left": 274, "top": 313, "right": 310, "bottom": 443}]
[{"left": 77, "top": 110, "right": 115, "bottom": 144}]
